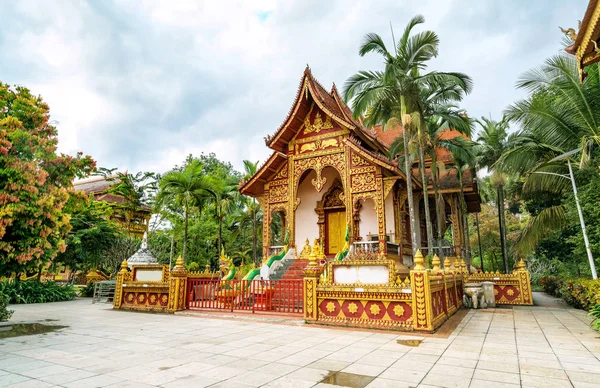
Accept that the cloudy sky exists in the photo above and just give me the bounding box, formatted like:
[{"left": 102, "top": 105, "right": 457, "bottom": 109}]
[{"left": 0, "top": 0, "right": 587, "bottom": 174}]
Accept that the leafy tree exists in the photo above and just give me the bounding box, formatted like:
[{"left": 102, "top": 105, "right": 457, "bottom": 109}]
[
  {"left": 0, "top": 83, "right": 95, "bottom": 277},
  {"left": 343, "top": 15, "right": 472, "bottom": 256},
  {"left": 54, "top": 192, "right": 122, "bottom": 280}
]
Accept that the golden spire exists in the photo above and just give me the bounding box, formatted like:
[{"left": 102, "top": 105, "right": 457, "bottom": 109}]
[{"left": 413, "top": 250, "right": 425, "bottom": 270}]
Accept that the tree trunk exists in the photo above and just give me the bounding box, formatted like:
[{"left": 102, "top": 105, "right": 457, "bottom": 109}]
[
  {"left": 496, "top": 186, "right": 509, "bottom": 273},
  {"left": 403, "top": 122, "right": 418, "bottom": 257},
  {"left": 418, "top": 140, "right": 434, "bottom": 255},
  {"left": 183, "top": 199, "right": 189, "bottom": 262},
  {"left": 459, "top": 177, "right": 471, "bottom": 270},
  {"left": 431, "top": 155, "right": 445, "bottom": 261},
  {"left": 475, "top": 212, "right": 484, "bottom": 272}
]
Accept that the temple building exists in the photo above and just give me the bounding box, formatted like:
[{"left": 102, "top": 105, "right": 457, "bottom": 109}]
[
  {"left": 239, "top": 67, "right": 480, "bottom": 266},
  {"left": 563, "top": 0, "right": 600, "bottom": 81},
  {"left": 74, "top": 175, "right": 152, "bottom": 238}
]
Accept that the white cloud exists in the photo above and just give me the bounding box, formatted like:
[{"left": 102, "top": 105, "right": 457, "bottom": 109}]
[{"left": 0, "top": 0, "right": 589, "bottom": 175}]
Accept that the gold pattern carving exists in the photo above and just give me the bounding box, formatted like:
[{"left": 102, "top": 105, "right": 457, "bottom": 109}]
[
  {"left": 304, "top": 111, "right": 333, "bottom": 134},
  {"left": 352, "top": 153, "right": 370, "bottom": 167},
  {"left": 351, "top": 173, "right": 376, "bottom": 193}
]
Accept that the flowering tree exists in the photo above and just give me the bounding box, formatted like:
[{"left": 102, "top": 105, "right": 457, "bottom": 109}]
[{"left": 0, "top": 83, "right": 95, "bottom": 277}]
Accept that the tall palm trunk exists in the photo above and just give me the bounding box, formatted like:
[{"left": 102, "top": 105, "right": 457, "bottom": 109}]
[
  {"left": 431, "top": 154, "right": 445, "bottom": 261},
  {"left": 418, "top": 137, "right": 434, "bottom": 254},
  {"left": 183, "top": 198, "right": 189, "bottom": 262},
  {"left": 458, "top": 174, "right": 471, "bottom": 269},
  {"left": 496, "top": 186, "right": 509, "bottom": 273},
  {"left": 402, "top": 106, "right": 418, "bottom": 257}
]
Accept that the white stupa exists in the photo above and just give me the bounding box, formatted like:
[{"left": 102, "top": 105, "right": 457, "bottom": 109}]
[{"left": 127, "top": 232, "right": 157, "bottom": 267}]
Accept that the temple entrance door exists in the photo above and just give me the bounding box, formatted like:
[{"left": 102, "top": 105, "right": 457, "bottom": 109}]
[{"left": 325, "top": 210, "right": 346, "bottom": 255}]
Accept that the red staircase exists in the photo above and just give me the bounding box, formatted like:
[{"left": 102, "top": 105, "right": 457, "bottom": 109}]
[
  {"left": 272, "top": 259, "right": 308, "bottom": 312},
  {"left": 280, "top": 259, "right": 309, "bottom": 280}
]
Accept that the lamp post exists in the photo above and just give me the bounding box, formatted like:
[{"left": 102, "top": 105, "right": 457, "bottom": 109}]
[{"left": 533, "top": 149, "right": 597, "bottom": 280}]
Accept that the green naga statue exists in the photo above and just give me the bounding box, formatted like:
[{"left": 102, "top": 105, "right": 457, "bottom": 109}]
[{"left": 334, "top": 225, "right": 351, "bottom": 261}]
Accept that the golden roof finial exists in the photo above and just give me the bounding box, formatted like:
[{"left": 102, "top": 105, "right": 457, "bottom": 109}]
[
  {"left": 120, "top": 259, "right": 129, "bottom": 271},
  {"left": 444, "top": 257, "right": 452, "bottom": 274}
]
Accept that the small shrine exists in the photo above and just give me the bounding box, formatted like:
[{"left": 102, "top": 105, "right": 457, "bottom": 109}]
[{"left": 126, "top": 233, "right": 157, "bottom": 267}]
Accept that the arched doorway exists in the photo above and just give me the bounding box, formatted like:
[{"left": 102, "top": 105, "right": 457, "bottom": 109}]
[
  {"left": 316, "top": 178, "right": 346, "bottom": 255},
  {"left": 295, "top": 166, "right": 346, "bottom": 256}
]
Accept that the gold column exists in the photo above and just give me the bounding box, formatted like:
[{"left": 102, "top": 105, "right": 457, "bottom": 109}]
[
  {"left": 167, "top": 256, "right": 188, "bottom": 312},
  {"left": 410, "top": 250, "right": 434, "bottom": 331},
  {"left": 113, "top": 259, "right": 129, "bottom": 309},
  {"left": 303, "top": 245, "right": 324, "bottom": 322}
]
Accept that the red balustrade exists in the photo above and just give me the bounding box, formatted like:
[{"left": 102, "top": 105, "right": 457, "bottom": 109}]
[{"left": 186, "top": 278, "right": 303, "bottom": 314}]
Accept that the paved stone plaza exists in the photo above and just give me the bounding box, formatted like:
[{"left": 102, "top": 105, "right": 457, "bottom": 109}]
[{"left": 1, "top": 294, "right": 599, "bottom": 388}]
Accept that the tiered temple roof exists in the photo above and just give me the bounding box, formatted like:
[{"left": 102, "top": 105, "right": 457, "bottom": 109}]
[{"left": 241, "top": 67, "right": 480, "bottom": 211}]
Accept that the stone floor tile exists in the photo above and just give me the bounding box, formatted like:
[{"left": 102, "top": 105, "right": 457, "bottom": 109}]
[
  {"left": 519, "top": 364, "right": 569, "bottom": 379},
  {"left": 565, "top": 370, "right": 600, "bottom": 384},
  {"left": 4, "top": 379, "right": 55, "bottom": 388},
  {"left": 226, "top": 370, "right": 279, "bottom": 387},
  {"left": 167, "top": 361, "right": 217, "bottom": 375},
  {"left": 161, "top": 375, "right": 221, "bottom": 388},
  {"left": 365, "top": 377, "right": 414, "bottom": 387},
  {"left": 420, "top": 373, "right": 470, "bottom": 388},
  {"left": 340, "top": 363, "right": 387, "bottom": 377},
  {"left": 521, "top": 374, "right": 574, "bottom": 388},
  {"left": 286, "top": 367, "right": 331, "bottom": 382},
  {"left": 0, "top": 374, "right": 31, "bottom": 386},
  {"left": 263, "top": 376, "right": 316, "bottom": 388},
  {"left": 38, "top": 369, "right": 98, "bottom": 385},
  {"left": 131, "top": 370, "right": 189, "bottom": 386},
  {"left": 561, "top": 361, "right": 600, "bottom": 374},
  {"left": 437, "top": 357, "right": 478, "bottom": 368},
  {"left": 62, "top": 374, "right": 124, "bottom": 388},
  {"left": 429, "top": 364, "right": 474, "bottom": 378},
  {"left": 378, "top": 368, "right": 426, "bottom": 384},
  {"left": 469, "top": 379, "right": 520, "bottom": 388},
  {"left": 476, "top": 360, "right": 520, "bottom": 374},
  {"left": 472, "top": 369, "right": 520, "bottom": 385},
  {"left": 18, "top": 364, "right": 74, "bottom": 379}
]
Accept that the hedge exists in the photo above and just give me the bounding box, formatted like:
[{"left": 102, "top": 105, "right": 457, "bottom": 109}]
[
  {"left": 0, "top": 280, "right": 76, "bottom": 304},
  {"left": 539, "top": 276, "right": 600, "bottom": 310}
]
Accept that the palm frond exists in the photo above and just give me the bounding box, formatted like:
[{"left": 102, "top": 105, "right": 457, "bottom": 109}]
[{"left": 513, "top": 205, "right": 568, "bottom": 256}]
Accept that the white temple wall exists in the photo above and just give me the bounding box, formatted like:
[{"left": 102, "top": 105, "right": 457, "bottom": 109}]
[
  {"left": 294, "top": 167, "right": 340, "bottom": 245},
  {"left": 384, "top": 191, "right": 394, "bottom": 240},
  {"left": 358, "top": 198, "right": 378, "bottom": 241}
]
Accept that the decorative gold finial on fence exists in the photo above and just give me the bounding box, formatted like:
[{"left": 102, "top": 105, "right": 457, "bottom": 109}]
[
  {"left": 120, "top": 259, "right": 129, "bottom": 272},
  {"left": 413, "top": 249, "right": 425, "bottom": 270},
  {"left": 431, "top": 254, "right": 441, "bottom": 274},
  {"left": 443, "top": 257, "right": 452, "bottom": 274},
  {"left": 515, "top": 258, "right": 527, "bottom": 272}
]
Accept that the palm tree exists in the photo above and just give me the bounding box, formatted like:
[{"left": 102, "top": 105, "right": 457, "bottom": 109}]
[
  {"left": 343, "top": 15, "right": 472, "bottom": 256},
  {"left": 475, "top": 116, "right": 511, "bottom": 272},
  {"left": 241, "top": 160, "right": 260, "bottom": 265},
  {"left": 422, "top": 106, "right": 473, "bottom": 258},
  {"left": 205, "top": 175, "right": 239, "bottom": 261},
  {"left": 156, "top": 160, "right": 213, "bottom": 262},
  {"left": 499, "top": 55, "right": 600, "bottom": 257}
]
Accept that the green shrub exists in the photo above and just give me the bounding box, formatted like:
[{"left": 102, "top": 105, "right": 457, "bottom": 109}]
[
  {"left": 0, "top": 292, "right": 13, "bottom": 321},
  {"left": 539, "top": 276, "right": 600, "bottom": 311},
  {"left": 0, "top": 280, "right": 76, "bottom": 304},
  {"left": 80, "top": 283, "right": 95, "bottom": 297},
  {"left": 589, "top": 305, "right": 600, "bottom": 331}
]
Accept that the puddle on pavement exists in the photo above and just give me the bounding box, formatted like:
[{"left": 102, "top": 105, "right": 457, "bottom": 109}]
[
  {"left": 0, "top": 323, "right": 67, "bottom": 339},
  {"left": 42, "top": 319, "right": 59, "bottom": 322},
  {"left": 397, "top": 339, "right": 422, "bottom": 347},
  {"left": 320, "top": 371, "right": 375, "bottom": 388}
]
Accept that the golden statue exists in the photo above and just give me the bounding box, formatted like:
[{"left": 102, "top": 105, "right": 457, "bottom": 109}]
[
  {"left": 312, "top": 238, "right": 326, "bottom": 260},
  {"left": 300, "top": 238, "right": 311, "bottom": 258}
]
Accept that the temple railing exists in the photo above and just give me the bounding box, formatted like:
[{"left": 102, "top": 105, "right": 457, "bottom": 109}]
[
  {"left": 417, "top": 246, "right": 467, "bottom": 258},
  {"left": 267, "top": 245, "right": 284, "bottom": 258},
  {"left": 352, "top": 241, "right": 379, "bottom": 254}
]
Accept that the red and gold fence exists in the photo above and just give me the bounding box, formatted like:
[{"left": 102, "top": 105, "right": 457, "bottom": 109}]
[
  {"left": 304, "top": 251, "right": 466, "bottom": 332},
  {"left": 466, "top": 259, "right": 533, "bottom": 305},
  {"left": 186, "top": 278, "right": 303, "bottom": 314}
]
